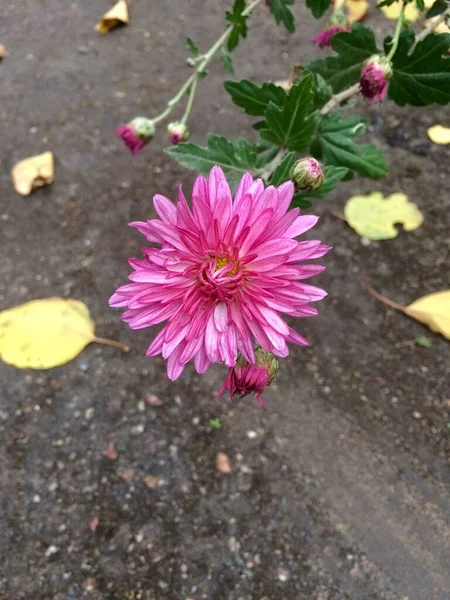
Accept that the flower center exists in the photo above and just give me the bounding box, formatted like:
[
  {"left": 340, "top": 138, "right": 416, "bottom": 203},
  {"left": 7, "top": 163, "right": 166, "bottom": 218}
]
[
  {"left": 216, "top": 256, "right": 238, "bottom": 276},
  {"left": 196, "top": 252, "right": 243, "bottom": 302}
]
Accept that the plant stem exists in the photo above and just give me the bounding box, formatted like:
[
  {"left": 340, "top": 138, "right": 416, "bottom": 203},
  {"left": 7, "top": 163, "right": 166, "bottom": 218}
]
[
  {"left": 321, "top": 82, "right": 361, "bottom": 115},
  {"left": 93, "top": 336, "right": 130, "bottom": 351},
  {"left": 413, "top": 7, "right": 450, "bottom": 48},
  {"left": 259, "top": 148, "right": 288, "bottom": 181},
  {"left": 181, "top": 77, "right": 198, "bottom": 124},
  {"left": 152, "top": 0, "right": 264, "bottom": 124},
  {"left": 386, "top": 1, "right": 406, "bottom": 60}
]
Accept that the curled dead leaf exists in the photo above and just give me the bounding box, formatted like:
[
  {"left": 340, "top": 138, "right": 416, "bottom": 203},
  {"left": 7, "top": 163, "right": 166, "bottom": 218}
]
[
  {"left": 96, "top": 0, "right": 129, "bottom": 34},
  {"left": 216, "top": 452, "right": 232, "bottom": 474},
  {"left": 0, "top": 298, "right": 128, "bottom": 369},
  {"left": 427, "top": 125, "right": 450, "bottom": 145},
  {"left": 379, "top": 1, "right": 419, "bottom": 22},
  {"left": 0, "top": 44, "right": 6, "bottom": 60},
  {"left": 364, "top": 281, "right": 450, "bottom": 341},
  {"left": 344, "top": 192, "right": 423, "bottom": 240},
  {"left": 12, "top": 151, "right": 54, "bottom": 196}
]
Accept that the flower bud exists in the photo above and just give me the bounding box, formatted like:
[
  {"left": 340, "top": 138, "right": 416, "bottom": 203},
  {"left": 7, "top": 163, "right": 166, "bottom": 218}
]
[
  {"left": 312, "top": 12, "right": 350, "bottom": 48},
  {"left": 167, "top": 121, "right": 189, "bottom": 145},
  {"left": 217, "top": 348, "right": 279, "bottom": 409},
  {"left": 359, "top": 55, "right": 392, "bottom": 104},
  {"left": 115, "top": 117, "right": 155, "bottom": 155},
  {"left": 291, "top": 158, "right": 324, "bottom": 192}
]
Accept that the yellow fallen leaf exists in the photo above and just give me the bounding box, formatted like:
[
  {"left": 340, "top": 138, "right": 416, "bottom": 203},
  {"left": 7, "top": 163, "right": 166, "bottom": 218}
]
[
  {"left": 424, "top": 15, "right": 450, "bottom": 35},
  {"left": 344, "top": 192, "right": 423, "bottom": 240},
  {"left": 0, "top": 298, "right": 128, "bottom": 369},
  {"left": 345, "top": 0, "right": 369, "bottom": 23},
  {"left": 11, "top": 151, "right": 54, "bottom": 196},
  {"left": 95, "top": 0, "right": 129, "bottom": 34},
  {"left": 0, "top": 44, "right": 6, "bottom": 60},
  {"left": 427, "top": 125, "right": 450, "bottom": 145},
  {"left": 365, "top": 282, "right": 450, "bottom": 341},
  {"left": 379, "top": 1, "right": 419, "bottom": 22}
]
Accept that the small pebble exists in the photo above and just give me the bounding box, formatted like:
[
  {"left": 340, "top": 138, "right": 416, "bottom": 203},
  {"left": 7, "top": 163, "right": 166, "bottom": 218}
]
[
  {"left": 45, "top": 545, "right": 59, "bottom": 558},
  {"left": 413, "top": 411, "right": 422, "bottom": 419},
  {"left": 32, "top": 494, "right": 41, "bottom": 503},
  {"left": 277, "top": 567, "right": 289, "bottom": 582},
  {"left": 247, "top": 430, "right": 257, "bottom": 439}
]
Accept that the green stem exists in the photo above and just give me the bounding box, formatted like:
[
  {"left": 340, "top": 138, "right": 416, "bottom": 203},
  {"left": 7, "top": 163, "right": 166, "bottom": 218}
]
[
  {"left": 151, "top": 0, "right": 264, "bottom": 124},
  {"left": 181, "top": 77, "right": 198, "bottom": 124},
  {"left": 259, "top": 148, "right": 288, "bottom": 181},
  {"left": 386, "top": 2, "right": 406, "bottom": 61}
]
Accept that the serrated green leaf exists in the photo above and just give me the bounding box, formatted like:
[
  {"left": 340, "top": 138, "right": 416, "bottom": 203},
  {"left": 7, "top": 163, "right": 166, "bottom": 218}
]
[
  {"left": 221, "top": 52, "right": 235, "bottom": 75},
  {"left": 388, "top": 31, "right": 450, "bottom": 105},
  {"left": 312, "top": 73, "right": 333, "bottom": 109},
  {"left": 224, "top": 79, "right": 287, "bottom": 116},
  {"left": 269, "top": 152, "right": 296, "bottom": 186},
  {"left": 260, "top": 75, "right": 317, "bottom": 152},
  {"left": 254, "top": 142, "right": 281, "bottom": 169},
  {"left": 268, "top": 0, "right": 296, "bottom": 32},
  {"left": 291, "top": 195, "right": 312, "bottom": 208},
  {"left": 166, "top": 134, "right": 258, "bottom": 188},
  {"left": 186, "top": 37, "right": 199, "bottom": 57},
  {"left": 306, "top": 0, "right": 332, "bottom": 18},
  {"left": 312, "top": 113, "right": 389, "bottom": 179},
  {"left": 226, "top": 0, "right": 248, "bottom": 51},
  {"left": 426, "top": 0, "right": 449, "bottom": 17},
  {"left": 306, "top": 25, "right": 380, "bottom": 93}
]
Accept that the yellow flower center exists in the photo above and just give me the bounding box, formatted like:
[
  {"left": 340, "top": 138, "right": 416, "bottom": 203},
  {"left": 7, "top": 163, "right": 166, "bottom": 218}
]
[{"left": 216, "top": 256, "right": 238, "bottom": 276}]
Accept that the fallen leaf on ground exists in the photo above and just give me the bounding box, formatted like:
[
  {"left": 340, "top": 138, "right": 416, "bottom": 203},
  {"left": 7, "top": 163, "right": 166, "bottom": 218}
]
[
  {"left": 344, "top": 192, "right": 423, "bottom": 240},
  {"left": 0, "top": 44, "right": 6, "bottom": 60},
  {"left": 95, "top": 0, "right": 129, "bottom": 34},
  {"left": 379, "top": 1, "right": 419, "bottom": 22},
  {"left": 0, "top": 298, "right": 128, "bottom": 369},
  {"left": 216, "top": 452, "right": 232, "bottom": 474},
  {"left": 427, "top": 125, "right": 450, "bottom": 145},
  {"left": 11, "top": 151, "right": 54, "bottom": 196},
  {"left": 105, "top": 442, "right": 118, "bottom": 460},
  {"left": 365, "top": 281, "right": 450, "bottom": 341},
  {"left": 345, "top": 0, "right": 368, "bottom": 23},
  {"left": 144, "top": 474, "right": 158, "bottom": 488}
]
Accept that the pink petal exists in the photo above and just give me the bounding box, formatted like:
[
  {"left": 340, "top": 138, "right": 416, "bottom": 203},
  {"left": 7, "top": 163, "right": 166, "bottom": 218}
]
[
  {"left": 153, "top": 194, "right": 177, "bottom": 224},
  {"left": 214, "top": 302, "right": 228, "bottom": 332},
  {"left": 284, "top": 215, "right": 319, "bottom": 238}
]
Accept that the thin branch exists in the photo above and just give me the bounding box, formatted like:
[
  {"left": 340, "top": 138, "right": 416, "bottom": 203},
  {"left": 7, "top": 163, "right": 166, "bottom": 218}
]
[
  {"left": 321, "top": 82, "right": 361, "bottom": 115},
  {"left": 363, "top": 279, "right": 406, "bottom": 313},
  {"left": 413, "top": 7, "right": 450, "bottom": 49}
]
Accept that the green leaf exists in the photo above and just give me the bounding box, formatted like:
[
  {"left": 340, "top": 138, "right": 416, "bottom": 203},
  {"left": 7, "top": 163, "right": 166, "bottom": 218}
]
[
  {"left": 312, "top": 113, "right": 389, "bottom": 179},
  {"left": 254, "top": 142, "right": 281, "bottom": 169},
  {"left": 224, "top": 79, "right": 287, "bottom": 116},
  {"left": 294, "top": 165, "right": 350, "bottom": 200},
  {"left": 311, "top": 73, "right": 333, "bottom": 109},
  {"left": 166, "top": 134, "right": 258, "bottom": 188},
  {"left": 388, "top": 31, "right": 450, "bottom": 106},
  {"left": 415, "top": 336, "right": 432, "bottom": 347},
  {"left": 306, "top": 25, "right": 380, "bottom": 93},
  {"left": 426, "top": 0, "right": 449, "bottom": 17},
  {"left": 306, "top": 0, "right": 332, "bottom": 18},
  {"left": 260, "top": 74, "right": 317, "bottom": 152},
  {"left": 269, "top": 152, "right": 296, "bottom": 186},
  {"left": 415, "top": 0, "right": 425, "bottom": 10},
  {"left": 268, "top": 0, "right": 296, "bottom": 32},
  {"left": 220, "top": 52, "right": 235, "bottom": 75},
  {"left": 186, "top": 37, "right": 199, "bottom": 56},
  {"left": 226, "top": 0, "right": 248, "bottom": 51}
]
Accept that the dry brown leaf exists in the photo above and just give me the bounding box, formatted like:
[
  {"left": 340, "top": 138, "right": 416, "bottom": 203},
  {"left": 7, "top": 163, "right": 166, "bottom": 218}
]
[
  {"left": 365, "top": 281, "right": 450, "bottom": 341},
  {"left": 95, "top": 0, "right": 129, "bottom": 34},
  {"left": 11, "top": 151, "right": 54, "bottom": 196},
  {"left": 346, "top": 0, "right": 369, "bottom": 23},
  {"left": 216, "top": 452, "right": 232, "bottom": 474},
  {"left": 105, "top": 442, "right": 118, "bottom": 460},
  {"left": 0, "top": 44, "right": 6, "bottom": 60},
  {"left": 144, "top": 474, "right": 158, "bottom": 488}
]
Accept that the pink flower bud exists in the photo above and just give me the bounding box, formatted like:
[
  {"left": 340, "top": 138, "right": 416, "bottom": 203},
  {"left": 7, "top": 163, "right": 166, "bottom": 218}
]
[
  {"left": 312, "top": 13, "right": 350, "bottom": 48},
  {"left": 359, "top": 55, "right": 392, "bottom": 104},
  {"left": 291, "top": 158, "right": 324, "bottom": 192},
  {"left": 115, "top": 117, "right": 155, "bottom": 155},
  {"left": 167, "top": 121, "right": 189, "bottom": 145},
  {"left": 217, "top": 348, "right": 279, "bottom": 409}
]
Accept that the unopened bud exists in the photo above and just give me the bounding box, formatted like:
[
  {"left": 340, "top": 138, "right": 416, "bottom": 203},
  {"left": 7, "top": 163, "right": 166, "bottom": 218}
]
[
  {"left": 167, "top": 121, "right": 189, "bottom": 145},
  {"left": 115, "top": 117, "right": 155, "bottom": 155},
  {"left": 360, "top": 55, "right": 392, "bottom": 104},
  {"left": 291, "top": 158, "right": 324, "bottom": 192}
]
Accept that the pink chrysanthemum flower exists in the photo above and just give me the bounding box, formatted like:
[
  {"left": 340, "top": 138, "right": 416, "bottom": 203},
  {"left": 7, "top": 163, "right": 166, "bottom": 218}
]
[
  {"left": 360, "top": 56, "right": 392, "bottom": 104},
  {"left": 115, "top": 117, "right": 155, "bottom": 156},
  {"left": 109, "top": 167, "right": 330, "bottom": 380},
  {"left": 312, "top": 24, "right": 350, "bottom": 48},
  {"left": 217, "top": 349, "right": 279, "bottom": 409}
]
